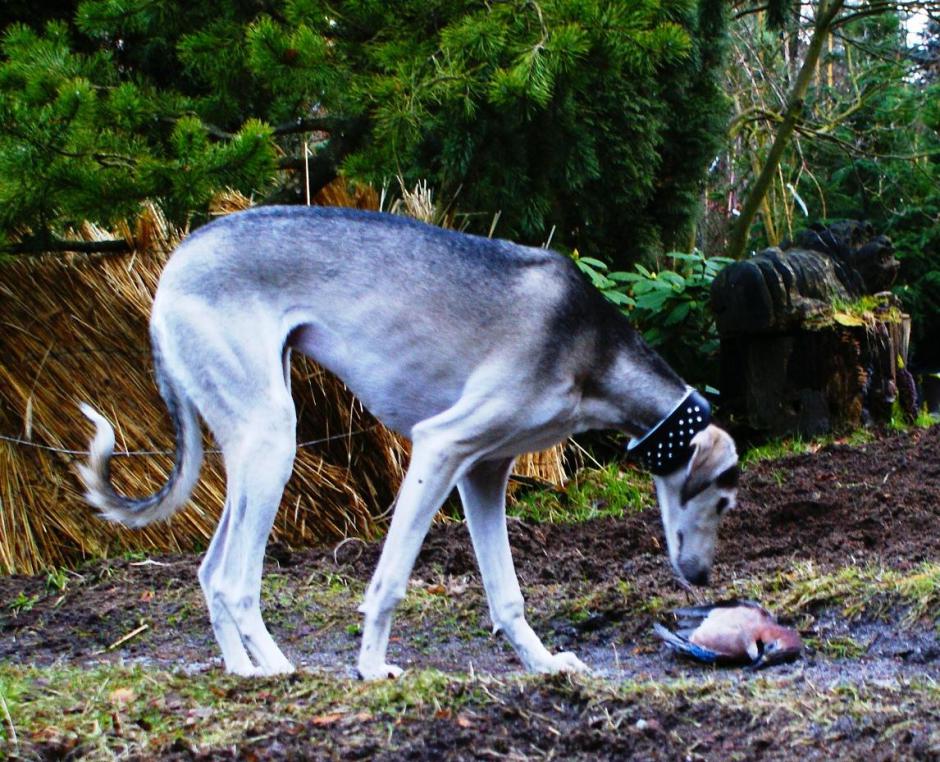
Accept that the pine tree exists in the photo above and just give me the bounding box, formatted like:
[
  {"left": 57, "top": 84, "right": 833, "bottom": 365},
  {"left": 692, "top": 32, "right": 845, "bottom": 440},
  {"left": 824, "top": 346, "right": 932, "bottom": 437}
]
[{"left": 0, "top": 1, "right": 729, "bottom": 266}]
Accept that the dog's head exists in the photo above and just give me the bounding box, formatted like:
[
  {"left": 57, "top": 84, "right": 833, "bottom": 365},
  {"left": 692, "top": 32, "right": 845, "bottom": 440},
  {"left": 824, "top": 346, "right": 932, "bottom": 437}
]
[{"left": 652, "top": 424, "right": 739, "bottom": 586}]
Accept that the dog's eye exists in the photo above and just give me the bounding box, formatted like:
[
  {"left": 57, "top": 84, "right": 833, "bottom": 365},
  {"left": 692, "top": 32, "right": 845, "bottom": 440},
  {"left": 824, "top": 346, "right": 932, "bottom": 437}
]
[{"left": 716, "top": 497, "right": 729, "bottom": 515}]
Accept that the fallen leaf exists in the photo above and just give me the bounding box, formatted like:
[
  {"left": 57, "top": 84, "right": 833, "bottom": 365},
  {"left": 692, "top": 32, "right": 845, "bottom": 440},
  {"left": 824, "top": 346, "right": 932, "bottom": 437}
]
[
  {"left": 109, "top": 687, "right": 136, "bottom": 707},
  {"left": 311, "top": 712, "right": 344, "bottom": 726},
  {"left": 833, "top": 311, "right": 865, "bottom": 327}
]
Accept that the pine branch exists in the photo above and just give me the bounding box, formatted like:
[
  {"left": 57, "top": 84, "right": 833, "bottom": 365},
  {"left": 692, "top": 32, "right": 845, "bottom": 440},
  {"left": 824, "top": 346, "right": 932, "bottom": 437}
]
[
  {"left": 3, "top": 237, "right": 132, "bottom": 257},
  {"left": 733, "top": 5, "right": 770, "bottom": 21},
  {"left": 169, "top": 116, "right": 341, "bottom": 142}
]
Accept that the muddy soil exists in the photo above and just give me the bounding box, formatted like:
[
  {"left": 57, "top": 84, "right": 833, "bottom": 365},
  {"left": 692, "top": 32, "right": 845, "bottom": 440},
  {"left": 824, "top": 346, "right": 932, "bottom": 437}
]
[{"left": 2, "top": 426, "right": 939, "bottom": 759}]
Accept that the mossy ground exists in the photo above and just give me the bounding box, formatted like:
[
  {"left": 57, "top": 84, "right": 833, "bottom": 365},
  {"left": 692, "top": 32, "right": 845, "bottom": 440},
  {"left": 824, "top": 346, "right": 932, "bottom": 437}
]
[{"left": 2, "top": 425, "right": 938, "bottom": 759}]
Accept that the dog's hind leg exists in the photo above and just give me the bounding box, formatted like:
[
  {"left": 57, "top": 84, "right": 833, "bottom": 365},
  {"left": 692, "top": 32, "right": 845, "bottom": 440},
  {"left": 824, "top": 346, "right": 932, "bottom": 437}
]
[
  {"left": 459, "top": 459, "right": 588, "bottom": 674},
  {"left": 198, "top": 403, "right": 297, "bottom": 676},
  {"left": 197, "top": 499, "right": 256, "bottom": 674}
]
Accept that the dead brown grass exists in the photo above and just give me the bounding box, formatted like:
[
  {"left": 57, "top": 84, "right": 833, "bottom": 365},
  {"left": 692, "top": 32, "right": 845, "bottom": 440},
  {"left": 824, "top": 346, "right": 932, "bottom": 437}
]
[{"left": 0, "top": 183, "right": 566, "bottom": 574}]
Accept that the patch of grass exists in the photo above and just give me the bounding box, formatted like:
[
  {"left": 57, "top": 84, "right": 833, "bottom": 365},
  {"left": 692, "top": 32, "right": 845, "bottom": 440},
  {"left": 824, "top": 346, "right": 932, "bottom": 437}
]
[
  {"left": 44, "top": 567, "right": 69, "bottom": 593},
  {"left": 0, "top": 663, "right": 480, "bottom": 758},
  {"left": 734, "top": 561, "right": 940, "bottom": 626},
  {"left": 3, "top": 661, "right": 938, "bottom": 759},
  {"left": 894, "top": 564, "right": 940, "bottom": 625},
  {"left": 741, "top": 426, "right": 894, "bottom": 468},
  {"left": 539, "top": 578, "right": 680, "bottom": 636},
  {"left": 889, "top": 400, "right": 940, "bottom": 432},
  {"left": 361, "top": 669, "right": 481, "bottom": 716},
  {"left": 7, "top": 591, "right": 39, "bottom": 615},
  {"left": 843, "top": 427, "right": 877, "bottom": 446},
  {"left": 509, "top": 464, "right": 654, "bottom": 523},
  {"left": 541, "top": 671, "right": 938, "bottom": 752},
  {"left": 810, "top": 634, "right": 869, "bottom": 659},
  {"left": 395, "top": 578, "right": 486, "bottom": 643},
  {"left": 741, "top": 437, "right": 811, "bottom": 466}
]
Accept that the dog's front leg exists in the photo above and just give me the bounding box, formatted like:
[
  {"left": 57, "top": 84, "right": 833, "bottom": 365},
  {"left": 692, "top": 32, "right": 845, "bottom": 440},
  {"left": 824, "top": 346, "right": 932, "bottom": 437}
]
[
  {"left": 459, "top": 459, "right": 589, "bottom": 674},
  {"left": 356, "top": 436, "right": 466, "bottom": 680}
]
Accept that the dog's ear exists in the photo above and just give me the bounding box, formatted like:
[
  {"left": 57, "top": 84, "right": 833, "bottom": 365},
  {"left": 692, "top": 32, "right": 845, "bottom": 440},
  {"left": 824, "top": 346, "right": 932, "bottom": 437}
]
[{"left": 679, "top": 425, "right": 738, "bottom": 506}]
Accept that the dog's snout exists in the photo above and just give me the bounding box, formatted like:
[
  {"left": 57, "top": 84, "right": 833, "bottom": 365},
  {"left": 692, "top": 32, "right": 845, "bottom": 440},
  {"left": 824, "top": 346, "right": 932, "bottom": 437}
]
[{"left": 679, "top": 557, "right": 709, "bottom": 587}]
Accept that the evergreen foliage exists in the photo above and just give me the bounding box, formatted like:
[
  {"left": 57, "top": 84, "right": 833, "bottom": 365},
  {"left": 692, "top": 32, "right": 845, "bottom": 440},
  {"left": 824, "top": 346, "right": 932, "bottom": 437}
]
[
  {"left": 0, "top": 1, "right": 729, "bottom": 265},
  {"left": 0, "top": 17, "right": 276, "bottom": 248},
  {"left": 796, "top": 14, "right": 940, "bottom": 367}
]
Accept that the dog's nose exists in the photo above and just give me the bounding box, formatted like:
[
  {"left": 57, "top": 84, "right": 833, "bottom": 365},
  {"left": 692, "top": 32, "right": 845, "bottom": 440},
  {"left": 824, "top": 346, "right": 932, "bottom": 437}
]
[{"left": 679, "top": 558, "right": 709, "bottom": 587}]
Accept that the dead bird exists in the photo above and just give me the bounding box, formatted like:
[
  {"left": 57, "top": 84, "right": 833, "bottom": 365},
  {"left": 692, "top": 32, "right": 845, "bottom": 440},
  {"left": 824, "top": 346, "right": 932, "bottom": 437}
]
[{"left": 653, "top": 600, "right": 802, "bottom": 669}]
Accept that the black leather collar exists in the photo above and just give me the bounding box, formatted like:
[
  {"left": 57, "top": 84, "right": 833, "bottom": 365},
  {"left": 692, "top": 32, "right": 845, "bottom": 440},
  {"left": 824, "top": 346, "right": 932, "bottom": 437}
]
[{"left": 626, "top": 388, "right": 711, "bottom": 475}]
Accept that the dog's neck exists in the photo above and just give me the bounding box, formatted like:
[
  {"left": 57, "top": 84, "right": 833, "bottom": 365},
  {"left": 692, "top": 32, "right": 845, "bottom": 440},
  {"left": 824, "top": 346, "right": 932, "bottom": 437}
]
[
  {"left": 625, "top": 387, "right": 711, "bottom": 475},
  {"left": 582, "top": 329, "right": 689, "bottom": 438}
]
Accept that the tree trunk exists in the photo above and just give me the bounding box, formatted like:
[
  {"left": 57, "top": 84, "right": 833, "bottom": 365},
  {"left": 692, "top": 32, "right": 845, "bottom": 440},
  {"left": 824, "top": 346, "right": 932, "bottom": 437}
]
[
  {"left": 719, "top": 315, "right": 911, "bottom": 436},
  {"left": 726, "top": 0, "right": 845, "bottom": 260}
]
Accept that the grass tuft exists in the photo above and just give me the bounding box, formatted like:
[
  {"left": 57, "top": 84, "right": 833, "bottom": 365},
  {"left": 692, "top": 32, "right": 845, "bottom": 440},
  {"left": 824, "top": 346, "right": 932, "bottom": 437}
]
[
  {"left": 734, "top": 561, "right": 940, "bottom": 626},
  {"left": 509, "top": 464, "right": 654, "bottom": 523}
]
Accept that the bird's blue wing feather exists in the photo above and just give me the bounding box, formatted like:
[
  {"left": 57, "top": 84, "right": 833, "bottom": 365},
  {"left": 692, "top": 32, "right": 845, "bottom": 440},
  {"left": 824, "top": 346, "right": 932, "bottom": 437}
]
[{"left": 653, "top": 623, "right": 721, "bottom": 664}]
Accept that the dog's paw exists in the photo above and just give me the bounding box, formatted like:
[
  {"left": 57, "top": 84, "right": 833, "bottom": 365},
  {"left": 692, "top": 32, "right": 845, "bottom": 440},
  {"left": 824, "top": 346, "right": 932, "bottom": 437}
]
[
  {"left": 542, "top": 651, "right": 590, "bottom": 675},
  {"left": 228, "top": 664, "right": 267, "bottom": 678},
  {"left": 356, "top": 662, "right": 404, "bottom": 681},
  {"left": 262, "top": 660, "right": 296, "bottom": 676},
  {"left": 226, "top": 660, "right": 296, "bottom": 678}
]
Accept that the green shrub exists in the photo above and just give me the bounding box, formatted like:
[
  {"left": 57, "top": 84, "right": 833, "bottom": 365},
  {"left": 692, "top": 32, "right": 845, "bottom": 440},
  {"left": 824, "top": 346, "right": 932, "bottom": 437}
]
[{"left": 575, "top": 250, "right": 732, "bottom": 388}]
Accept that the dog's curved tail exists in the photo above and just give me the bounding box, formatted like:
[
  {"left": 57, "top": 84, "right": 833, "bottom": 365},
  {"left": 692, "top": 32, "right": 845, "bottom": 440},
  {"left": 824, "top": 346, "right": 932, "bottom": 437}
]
[{"left": 77, "top": 344, "right": 203, "bottom": 528}]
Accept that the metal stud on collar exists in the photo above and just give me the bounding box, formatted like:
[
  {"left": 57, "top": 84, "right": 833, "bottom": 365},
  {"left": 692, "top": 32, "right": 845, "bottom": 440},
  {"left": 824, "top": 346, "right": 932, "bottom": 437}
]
[{"left": 626, "top": 388, "right": 711, "bottom": 475}]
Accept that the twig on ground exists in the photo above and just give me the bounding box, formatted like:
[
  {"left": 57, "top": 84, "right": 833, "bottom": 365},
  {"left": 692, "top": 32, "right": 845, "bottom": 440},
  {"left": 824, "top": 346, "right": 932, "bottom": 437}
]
[
  {"left": 0, "top": 691, "right": 17, "bottom": 747},
  {"left": 106, "top": 623, "right": 149, "bottom": 651}
]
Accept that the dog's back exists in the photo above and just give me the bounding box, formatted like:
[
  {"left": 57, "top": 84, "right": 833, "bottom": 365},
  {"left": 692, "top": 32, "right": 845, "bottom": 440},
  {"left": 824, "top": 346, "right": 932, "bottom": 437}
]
[{"left": 154, "top": 206, "right": 624, "bottom": 434}]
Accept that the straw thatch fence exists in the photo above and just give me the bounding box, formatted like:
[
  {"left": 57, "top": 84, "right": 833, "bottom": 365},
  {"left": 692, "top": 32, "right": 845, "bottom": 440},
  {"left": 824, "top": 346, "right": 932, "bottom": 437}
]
[{"left": 0, "top": 185, "right": 568, "bottom": 574}]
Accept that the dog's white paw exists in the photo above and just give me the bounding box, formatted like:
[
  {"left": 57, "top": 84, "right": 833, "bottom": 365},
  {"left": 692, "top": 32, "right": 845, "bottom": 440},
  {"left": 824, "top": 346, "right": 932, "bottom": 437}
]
[
  {"left": 356, "top": 662, "right": 404, "bottom": 681},
  {"left": 228, "top": 661, "right": 295, "bottom": 678},
  {"left": 541, "top": 651, "right": 590, "bottom": 675},
  {"left": 263, "top": 660, "right": 296, "bottom": 676}
]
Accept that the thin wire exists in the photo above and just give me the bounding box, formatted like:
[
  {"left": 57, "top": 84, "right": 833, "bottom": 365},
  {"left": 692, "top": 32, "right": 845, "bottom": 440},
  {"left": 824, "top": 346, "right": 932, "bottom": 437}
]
[{"left": 0, "top": 425, "right": 382, "bottom": 458}]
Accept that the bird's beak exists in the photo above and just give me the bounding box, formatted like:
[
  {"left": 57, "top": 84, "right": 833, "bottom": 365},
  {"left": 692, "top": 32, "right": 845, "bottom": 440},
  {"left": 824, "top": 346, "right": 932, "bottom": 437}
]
[{"left": 747, "top": 645, "right": 802, "bottom": 670}]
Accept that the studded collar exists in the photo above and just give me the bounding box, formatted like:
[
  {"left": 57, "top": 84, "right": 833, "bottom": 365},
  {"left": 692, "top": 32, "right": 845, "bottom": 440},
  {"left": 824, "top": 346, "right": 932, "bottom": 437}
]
[{"left": 626, "top": 388, "right": 711, "bottom": 475}]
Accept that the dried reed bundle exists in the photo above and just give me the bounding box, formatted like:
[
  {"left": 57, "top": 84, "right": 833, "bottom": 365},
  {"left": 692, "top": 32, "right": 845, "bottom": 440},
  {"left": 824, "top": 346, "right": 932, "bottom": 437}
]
[
  {"left": 313, "top": 177, "right": 380, "bottom": 211},
  {"left": 0, "top": 183, "right": 567, "bottom": 574}
]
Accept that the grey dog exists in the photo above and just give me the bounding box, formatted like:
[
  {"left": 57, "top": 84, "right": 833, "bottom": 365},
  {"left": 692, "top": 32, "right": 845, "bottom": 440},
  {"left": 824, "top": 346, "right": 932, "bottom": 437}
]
[{"left": 79, "top": 206, "right": 739, "bottom": 678}]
